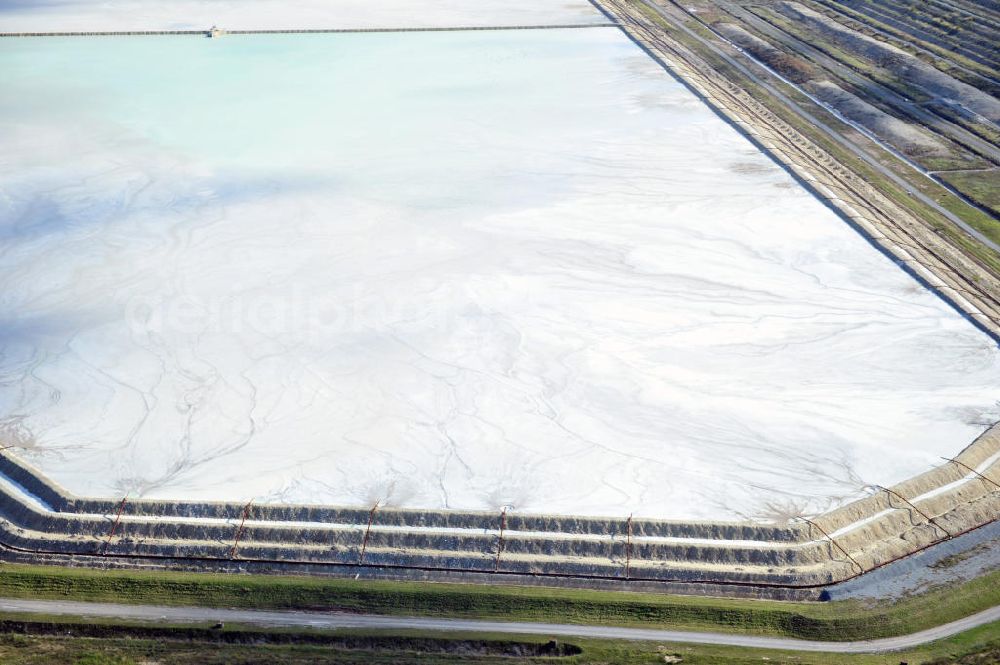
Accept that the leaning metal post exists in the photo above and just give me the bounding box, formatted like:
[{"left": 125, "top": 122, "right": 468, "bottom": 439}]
[
  {"left": 358, "top": 501, "right": 380, "bottom": 565},
  {"left": 99, "top": 495, "right": 129, "bottom": 555},
  {"left": 228, "top": 500, "right": 254, "bottom": 559}
]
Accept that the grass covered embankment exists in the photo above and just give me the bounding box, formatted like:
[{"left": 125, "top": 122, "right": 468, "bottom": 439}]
[{"left": 0, "top": 563, "right": 997, "bottom": 641}]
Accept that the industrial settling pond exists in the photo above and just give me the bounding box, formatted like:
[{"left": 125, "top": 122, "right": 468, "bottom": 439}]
[{"left": 1, "top": 6, "right": 999, "bottom": 523}]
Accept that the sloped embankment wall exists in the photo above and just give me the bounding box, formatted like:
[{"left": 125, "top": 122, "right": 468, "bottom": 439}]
[{"left": 0, "top": 424, "right": 996, "bottom": 597}]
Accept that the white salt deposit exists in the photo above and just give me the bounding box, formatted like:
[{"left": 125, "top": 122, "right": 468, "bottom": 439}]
[{"left": 0, "top": 17, "right": 998, "bottom": 520}]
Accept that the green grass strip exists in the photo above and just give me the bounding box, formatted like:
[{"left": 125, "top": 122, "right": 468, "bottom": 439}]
[{"left": 0, "top": 563, "right": 997, "bottom": 642}]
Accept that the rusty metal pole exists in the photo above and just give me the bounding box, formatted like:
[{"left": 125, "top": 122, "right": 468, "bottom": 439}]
[
  {"left": 228, "top": 500, "right": 253, "bottom": 559},
  {"left": 800, "top": 517, "right": 864, "bottom": 574},
  {"left": 358, "top": 501, "right": 380, "bottom": 565},
  {"left": 99, "top": 495, "right": 128, "bottom": 555},
  {"left": 941, "top": 457, "right": 1000, "bottom": 491},
  {"left": 877, "top": 485, "right": 953, "bottom": 539}
]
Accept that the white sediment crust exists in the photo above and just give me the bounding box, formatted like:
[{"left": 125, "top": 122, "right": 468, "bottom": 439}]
[{"left": 1, "top": 9, "right": 998, "bottom": 520}]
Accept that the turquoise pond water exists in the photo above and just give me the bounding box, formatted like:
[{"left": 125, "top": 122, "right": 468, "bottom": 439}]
[{"left": 2, "top": 30, "right": 680, "bottom": 194}]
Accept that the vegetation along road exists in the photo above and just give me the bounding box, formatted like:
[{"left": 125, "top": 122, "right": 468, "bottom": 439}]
[{"left": 1, "top": 598, "right": 998, "bottom": 654}]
